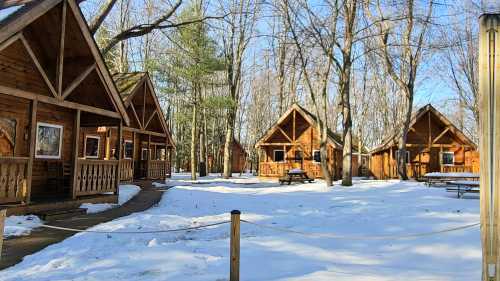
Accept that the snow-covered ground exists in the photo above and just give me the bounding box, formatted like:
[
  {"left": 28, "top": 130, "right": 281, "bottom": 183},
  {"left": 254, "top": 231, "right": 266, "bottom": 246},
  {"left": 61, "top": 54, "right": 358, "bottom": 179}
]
[
  {"left": 3, "top": 215, "right": 43, "bottom": 238},
  {"left": 0, "top": 174, "right": 481, "bottom": 281},
  {"left": 3, "top": 185, "right": 142, "bottom": 238},
  {"left": 80, "top": 184, "right": 141, "bottom": 214}
]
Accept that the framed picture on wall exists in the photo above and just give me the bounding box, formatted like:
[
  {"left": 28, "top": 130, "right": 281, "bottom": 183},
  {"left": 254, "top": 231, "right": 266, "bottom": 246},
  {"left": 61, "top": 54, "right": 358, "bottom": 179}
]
[
  {"left": 84, "top": 135, "right": 100, "bottom": 159},
  {"left": 35, "top": 122, "right": 63, "bottom": 159},
  {"left": 0, "top": 117, "right": 16, "bottom": 157}
]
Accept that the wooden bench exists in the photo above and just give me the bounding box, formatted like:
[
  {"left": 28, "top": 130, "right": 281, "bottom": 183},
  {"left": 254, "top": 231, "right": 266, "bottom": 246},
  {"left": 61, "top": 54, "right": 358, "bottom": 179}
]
[
  {"left": 279, "top": 170, "right": 314, "bottom": 185},
  {"left": 445, "top": 180, "right": 480, "bottom": 198}
]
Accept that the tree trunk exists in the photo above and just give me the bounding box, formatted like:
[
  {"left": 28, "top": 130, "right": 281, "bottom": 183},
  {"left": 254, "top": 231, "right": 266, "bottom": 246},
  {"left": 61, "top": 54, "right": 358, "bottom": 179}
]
[
  {"left": 223, "top": 110, "right": 236, "bottom": 178},
  {"left": 319, "top": 123, "right": 333, "bottom": 186},
  {"left": 340, "top": 59, "right": 353, "bottom": 186},
  {"left": 190, "top": 92, "right": 198, "bottom": 180},
  {"left": 397, "top": 91, "right": 413, "bottom": 180}
]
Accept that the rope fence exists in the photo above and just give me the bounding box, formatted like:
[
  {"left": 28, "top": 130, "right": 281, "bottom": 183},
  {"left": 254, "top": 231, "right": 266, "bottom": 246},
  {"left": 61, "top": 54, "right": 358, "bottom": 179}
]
[
  {"left": 38, "top": 221, "right": 230, "bottom": 234},
  {"left": 0, "top": 209, "right": 483, "bottom": 281},
  {"left": 240, "top": 219, "right": 480, "bottom": 240}
]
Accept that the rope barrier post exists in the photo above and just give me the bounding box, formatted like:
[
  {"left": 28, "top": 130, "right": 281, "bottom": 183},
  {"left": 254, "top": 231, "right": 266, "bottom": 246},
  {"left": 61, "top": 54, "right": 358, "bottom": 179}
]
[
  {"left": 0, "top": 209, "right": 6, "bottom": 261},
  {"left": 230, "top": 210, "right": 240, "bottom": 281}
]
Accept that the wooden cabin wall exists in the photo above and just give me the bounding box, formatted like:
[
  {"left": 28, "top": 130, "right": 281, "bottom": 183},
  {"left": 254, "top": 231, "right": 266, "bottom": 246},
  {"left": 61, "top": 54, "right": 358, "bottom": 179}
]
[{"left": 32, "top": 103, "right": 75, "bottom": 198}]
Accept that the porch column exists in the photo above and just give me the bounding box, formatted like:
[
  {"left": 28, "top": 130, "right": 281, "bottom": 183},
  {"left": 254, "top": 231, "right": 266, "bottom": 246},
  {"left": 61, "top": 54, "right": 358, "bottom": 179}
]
[
  {"left": 440, "top": 145, "right": 443, "bottom": 172},
  {"left": 115, "top": 120, "right": 123, "bottom": 196},
  {"left": 147, "top": 134, "right": 151, "bottom": 179},
  {"left": 25, "top": 100, "right": 37, "bottom": 204},
  {"left": 71, "top": 109, "right": 80, "bottom": 200}
]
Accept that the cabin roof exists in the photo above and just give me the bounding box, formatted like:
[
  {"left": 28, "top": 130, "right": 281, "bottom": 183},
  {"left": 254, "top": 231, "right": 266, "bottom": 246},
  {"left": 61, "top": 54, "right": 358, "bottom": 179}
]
[
  {"left": 113, "top": 71, "right": 175, "bottom": 148},
  {"left": 112, "top": 72, "right": 146, "bottom": 102},
  {"left": 370, "top": 104, "right": 477, "bottom": 154},
  {"left": 256, "top": 103, "right": 368, "bottom": 154},
  {"left": 0, "top": 0, "right": 131, "bottom": 125}
]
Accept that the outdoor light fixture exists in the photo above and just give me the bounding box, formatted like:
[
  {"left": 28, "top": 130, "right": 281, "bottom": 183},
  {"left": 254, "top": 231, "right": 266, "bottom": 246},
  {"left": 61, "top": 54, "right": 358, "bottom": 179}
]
[{"left": 97, "top": 126, "right": 107, "bottom": 133}]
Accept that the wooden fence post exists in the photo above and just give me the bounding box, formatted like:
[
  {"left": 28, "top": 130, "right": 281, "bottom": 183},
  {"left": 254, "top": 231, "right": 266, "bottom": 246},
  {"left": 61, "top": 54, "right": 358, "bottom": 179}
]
[
  {"left": 230, "top": 210, "right": 240, "bottom": 281},
  {"left": 0, "top": 209, "right": 6, "bottom": 260},
  {"left": 479, "top": 12, "right": 500, "bottom": 281}
]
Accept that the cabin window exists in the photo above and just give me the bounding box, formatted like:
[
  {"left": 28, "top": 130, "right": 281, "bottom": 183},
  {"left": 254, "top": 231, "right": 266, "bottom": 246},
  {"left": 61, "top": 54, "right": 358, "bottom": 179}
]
[
  {"left": 313, "top": 150, "right": 321, "bottom": 163},
  {"left": 35, "top": 122, "right": 63, "bottom": 159},
  {"left": 396, "top": 150, "right": 410, "bottom": 163},
  {"left": 141, "top": 148, "right": 150, "bottom": 160},
  {"left": 124, "top": 141, "right": 133, "bottom": 159},
  {"left": 84, "top": 136, "right": 100, "bottom": 159},
  {"left": 273, "top": 150, "right": 285, "bottom": 162},
  {"left": 441, "top": 151, "right": 454, "bottom": 165}
]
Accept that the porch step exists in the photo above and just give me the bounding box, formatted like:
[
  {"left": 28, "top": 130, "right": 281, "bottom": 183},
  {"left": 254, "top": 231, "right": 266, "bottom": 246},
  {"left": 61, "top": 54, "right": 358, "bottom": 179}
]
[{"left": 35, "top": 208, "right": 87, "bottom": 221}]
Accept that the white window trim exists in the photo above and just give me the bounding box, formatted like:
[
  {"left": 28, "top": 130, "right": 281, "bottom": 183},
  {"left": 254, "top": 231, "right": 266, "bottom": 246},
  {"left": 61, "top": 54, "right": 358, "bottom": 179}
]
[
  {"left": 441, "top": 151, "right": 455, "bottom": 166},
  {"left": 396, "top": 150, "right": 411, "bottom": 163},
  {"left": 273, "top": 149, "right": 285, "bottom": 163},
  {"left": 35, "top": 122, "right": 63, "bottom": 159},
  {"left": 124, "top": 140, "right": 133, "bottom": 159},
  {"left": 84, "top": 135, "right": 100, "bottom": 159},
  {"left": 312, "top": 150, "right": 321, "bottom": 164}
]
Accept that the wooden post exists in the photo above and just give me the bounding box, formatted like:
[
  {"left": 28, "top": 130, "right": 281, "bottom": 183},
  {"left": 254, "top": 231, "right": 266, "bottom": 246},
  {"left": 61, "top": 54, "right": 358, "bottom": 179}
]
[
  {"left": 230, "top": 210, "right": 241, "bottom": 281},
  {"left": 115, "top": 121, "right": 123, "bottom": 196},
  {"left": 71, "top": 109, "right": 80, "bottom": 200},
  {"left": 25, "top": 100, "right": 37, "bottom": 204},
  {"left": 0, "top": 209, "right": 5, "bottom": 261},
  {"left": 479, "top": 13, "right": 500, "bottom": 281}
]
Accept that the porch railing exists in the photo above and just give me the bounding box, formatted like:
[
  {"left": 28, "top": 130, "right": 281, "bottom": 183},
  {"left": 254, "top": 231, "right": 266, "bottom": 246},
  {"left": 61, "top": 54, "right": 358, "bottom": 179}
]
[
  {"left": 259, "top": 162, "right": 293, "bottom": 177},
  {"left": 147, "top": 160, "right": 168, "bottom": 179},
  {"left": 119, "top": 159, "right": 134, "bottom": 181},
  {"left": 74, "top": 159, "right": 118, "bottom": 197},
  {"left": 441, "top": 165, "right": 473, "bottom": 173},
  {"left": 0, "top": 157, "right": 28, "bottom": 204},
  {"left": 407, "top": 163, "right": 429, "bottom": 179}
]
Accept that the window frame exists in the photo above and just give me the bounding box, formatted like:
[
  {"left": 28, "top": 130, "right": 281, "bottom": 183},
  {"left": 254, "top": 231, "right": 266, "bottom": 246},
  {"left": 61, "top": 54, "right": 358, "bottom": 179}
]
[
  {"left": 273, "top": 149, "right": 285, "bottom": 163},
  {"left": 441, "top": 151, "right": 455, "bottom": 166},
  {"left": 141, "top": 148, "right": 150, "bottom": 161},
  {"left": 395, "top": 150, "right": 411, "bottom": 164},
  {"left": 84, "top": 135, "right": 101, "bottom": 159},
  {"left": 312, "top": 150, "right": 321, "bottom": 164},
  {"left": 124, "top": 140, "right": 134, "bottom": 159},
  {"left": 35, "top": 122, "right": 63, "bottom": 159}
]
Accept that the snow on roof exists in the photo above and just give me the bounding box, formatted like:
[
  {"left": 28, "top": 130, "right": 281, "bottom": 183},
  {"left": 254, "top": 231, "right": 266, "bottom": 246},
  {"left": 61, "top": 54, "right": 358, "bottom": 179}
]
[{"left": 0, "top": 5, "right": 25, "bottom": 23}]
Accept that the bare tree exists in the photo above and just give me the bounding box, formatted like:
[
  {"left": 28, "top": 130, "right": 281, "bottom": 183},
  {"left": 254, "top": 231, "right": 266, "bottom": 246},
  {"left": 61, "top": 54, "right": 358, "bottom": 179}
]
[
  {"left": 219, "top": 0, "right": 258, "bottom": 179},
  {"left": 282, "top": 0, "right": 334, "bottom": 186},
  {"left": 365, "top": 0, "right": 434, "bottom": 180}
]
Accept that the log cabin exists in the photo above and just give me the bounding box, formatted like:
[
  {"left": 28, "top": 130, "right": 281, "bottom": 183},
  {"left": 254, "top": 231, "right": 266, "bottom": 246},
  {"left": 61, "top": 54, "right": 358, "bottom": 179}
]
[
  {"left": 113, "top": 72, "right": 174, "bottom": 181},
  {"left": 0, "top": 0, "right": 133, "bottom": 214},
  {"left": 208, "top": 139, "right": 247, "bottom": 174},
  {"left": 369, "top": 104, "right": 479, "bottom": 180},
  {"left": 255, "top": 103, "right": 369, "bottom": 179}
]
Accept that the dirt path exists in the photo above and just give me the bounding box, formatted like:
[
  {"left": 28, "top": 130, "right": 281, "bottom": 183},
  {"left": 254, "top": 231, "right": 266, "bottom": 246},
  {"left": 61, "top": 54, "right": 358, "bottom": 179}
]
[{"left": 0, "top": 181, "right": 169, "bottom": 270}]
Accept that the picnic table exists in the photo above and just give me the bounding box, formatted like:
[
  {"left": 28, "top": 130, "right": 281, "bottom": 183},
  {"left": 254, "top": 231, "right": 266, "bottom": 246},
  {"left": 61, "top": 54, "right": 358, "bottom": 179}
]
[
  {"left": 423, "top": 172, "right": 479, "bottom": 187},
  {"left": 279, "top": 169, "right": 314, "bottom": 185},
  {"left": 445, "top": 180, "right": 480, "bottom": 198}
]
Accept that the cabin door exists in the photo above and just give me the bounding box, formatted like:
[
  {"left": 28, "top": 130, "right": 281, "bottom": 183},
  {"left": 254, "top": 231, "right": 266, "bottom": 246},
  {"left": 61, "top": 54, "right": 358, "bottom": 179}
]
[{"left": 429, "top": 148, "right": 440, "bottom": 173}]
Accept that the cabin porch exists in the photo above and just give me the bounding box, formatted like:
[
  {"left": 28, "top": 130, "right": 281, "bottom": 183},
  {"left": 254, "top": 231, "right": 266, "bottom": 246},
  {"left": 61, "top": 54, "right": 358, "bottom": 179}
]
[
  {"left": 257, "top": 144, "right": 339, "bottom": 179},
  {"left": 119, "top": 130, "right": 172, "bottom": 181},
  {"left": 371, "top": 144, "right": 479, "bottom": 180},
  {"left": 0, "top": 95, "right": 122, "bottom": 208}
]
